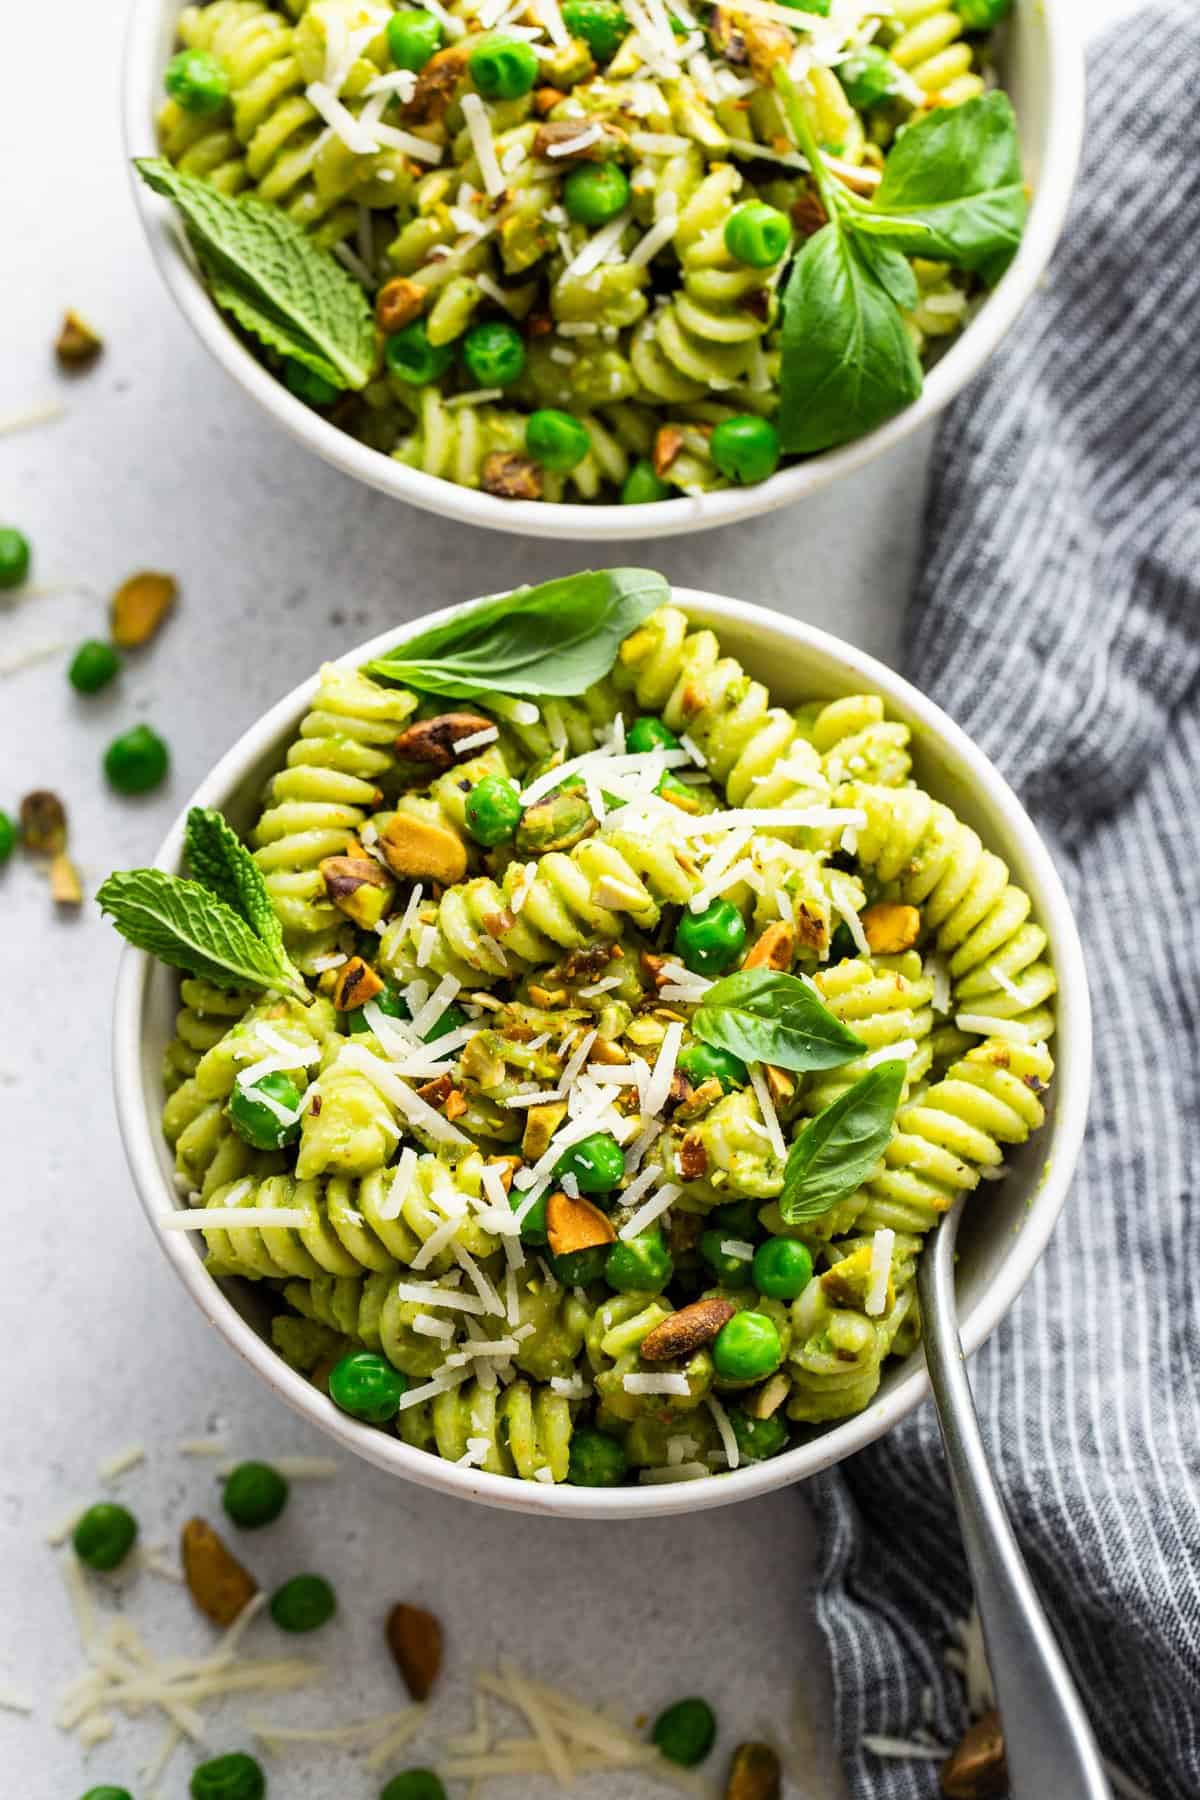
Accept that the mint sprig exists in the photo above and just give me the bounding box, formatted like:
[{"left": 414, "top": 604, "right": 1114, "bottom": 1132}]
[
  {"left": 135, "top": 158, "right": 375, "bottom": 391},
  {"left": 184, "top": 806, "right": 301, "bottom": 988}
]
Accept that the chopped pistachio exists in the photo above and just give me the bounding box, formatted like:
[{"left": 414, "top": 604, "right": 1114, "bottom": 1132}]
[
  {"left": 110, "top": 571, "right": 177, "bottom": 649},
  {"left": 54, "top": 310, "right": 103, "bottom": 368},
  {"left": 49, "top": 852, "right": 84, "bottom": 905},
  {"left": 320, "top": 854, "right": 394, "bottom": 929},
  {"left": 20, "top": 790, "right": 67, "bottom": 855}
]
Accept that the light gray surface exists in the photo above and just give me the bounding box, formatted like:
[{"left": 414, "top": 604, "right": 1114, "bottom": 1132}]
[{"left": 0, "top": 2, "right": 1123, "bottom": 1794}]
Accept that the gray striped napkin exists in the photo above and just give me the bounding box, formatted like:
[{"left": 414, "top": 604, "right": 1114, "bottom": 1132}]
[{"left": 808, "top": 7, "right": 1200, "bottom": 1797}]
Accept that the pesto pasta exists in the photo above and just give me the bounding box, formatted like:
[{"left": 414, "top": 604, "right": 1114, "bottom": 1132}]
[
  {"left": 103, "top": 577, "right": 1058, "bottom": 1487},
  {"left": 150, "top": 0, "right": 1025, "bottom": 503}
]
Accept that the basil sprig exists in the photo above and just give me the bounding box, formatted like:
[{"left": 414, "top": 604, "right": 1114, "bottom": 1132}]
[
  {"left": 693, "top": 968, "right": 865, "bottom": 1073},
  {"left": 134, "top": 159, "right": 375, "bottom": 391},
  {"left": 98, "top": 807, "right": 309, "bottom": 1004},
  {"left": 774, "top": 73, "right": 1027, "bottom": 455},
  {"left": 365, "top": 568, "right": 669, "bottom": 699},
  {"left": 778, "top": 1060, "right": 906, "bottom": 1224}
]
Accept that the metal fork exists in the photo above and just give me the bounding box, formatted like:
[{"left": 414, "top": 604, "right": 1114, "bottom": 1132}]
[{"left": 917, "top": 1194, "right": 1112, "bottom": 1797}]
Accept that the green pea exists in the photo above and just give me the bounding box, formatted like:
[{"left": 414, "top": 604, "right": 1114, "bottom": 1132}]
[
  {"left": 956, "top": 0, "right": 1012, "bottom": 25},
  {"left": 605, "top": 1228, "right": 673, "bottom": 1295},
  {"left": 270, "top": 1573, "right": 336, "bottom": 1633},
  {"left": 710, "top": 1195, "right": 760, "bottom": 1237},
  {"left": 620, "top": 458, "right": 671, "bottom": 504},
  {"left": 778, "top": 0, "right": 831, "bottom": 11},
  {"left": 222, "top": 1460, "right": 289, "bottom": 1529},
  {"left": 348, "top": 985, "right": 410, "bottom": 1036},
  {"left": 385, "top": 320, "right": 455, "bottom": 386},
  {"left": 425, "top": 1000, "right": 468, "bottom": 1041},
  {"left": 0, "top": 527, "right": 31, "bottom": 589},
  {"left": 73, "top": 1502, "right": 138, "bottom": 1572},
  {"left": 164, "top": 47, "right": 230, "bottom": 115},
  {"left": 677, "top": 1042, "right": 748, "bottom": 1092},
  {"left": 562, "top": 161, "right": 630, "bottom": 226},
  {"left": 551, "top": 1245, "right": 610, "bottom": 1285},
  {"left": 228, "top": 1071, "right": 305, "bottom": 1152},
  {"left": 752, "top": 1235, "right": 813, "bottom": 1300},
  {"left": 626, "top": 716, "right": 679, "bottom": 754},
  {"left": 380, "top": 1771, "right": 448, "bottom": 1800},
  {"left": 712, "top": 1309, "right": 782, "bottom": 1382},
  {"left": 710, "top": 415, "right": 781, "bottom": 486},
  {"left": 560, "top": 0, "right": 627, "bottom": 61},
  {"left": 190, "top": 1751, "right": 265, "bottom": 1800},
  {"left": 652, "top": 1697, "right": 716, "bottom": 1767},
  {"left": 567, "top": 1426, "right": 628, "bottom": 1487},
  {"left": 81, "top": 1789, "right": 134, "bottom": 1800},
  {"left": 0, "top": 811, "right": 17, "bottom": 865},
  {"left": 829, "top": 921, "right": 857, "bottom": 961},
  {"left": 69, "top": 639, "right": 121, "bottom": 694},
  {"left": 328, "top": 1349, "right": 408, "bottom": 1422},
  {"left": 699, "top": 1228, "right": 754, "bottom": 1288},
  {"left": 462, "top": 319, "right": 526, "bottom": 387},
  {"left": 464, "top": 773, "right": 523, "bottom": 846},
  {"left": 284, "top": 359, "right": 339, "bottom": 407},
  {"left": 554, "top": 1130, "right": 624, "bottom": 1194},
  {"left": 104, "top": 723, "right": 169, "bottom": 794},
  {"left": 729, "top": 1405, "right": 789, "bottom": 1462},
  {"left": 656, "top": 770, "right": 696, "bottom": 807},
  {"left": 509, "top": 1187, "right": 548, "bottom": 1246},
  {"left": 837, "top": 43, "right": 899, "bottom": 109},
  {"left": 387, "top": 8, "right": 443, "bottom": 71},
  {"left": 468, "top": 35, "right": 540, "bottom": 99},
  {"left": 525, "top": 408, "right": 591, "bottom": 472},
  {"left": 724, "top": 201, "right": 791, "bottom": 268},
  {"left": 673, "top": 898, "right": 746, "bottom": 976}
]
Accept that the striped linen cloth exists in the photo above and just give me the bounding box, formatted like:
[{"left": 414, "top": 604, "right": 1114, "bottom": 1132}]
[{"left": 808, "top": 7, "right": 1200, "bottom": 1797}]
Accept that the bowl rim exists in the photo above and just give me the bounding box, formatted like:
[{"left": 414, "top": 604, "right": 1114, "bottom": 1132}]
[
  {"left": 112, "top": 586, "right": 1092, "bottom": 1518},
  {"left": 122, "top": 0, "right": 1086, "bottom": 542}
]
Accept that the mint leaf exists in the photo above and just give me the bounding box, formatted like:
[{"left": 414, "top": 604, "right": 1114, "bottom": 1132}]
[
  {"left": 184, "top": 806, "right": 300, "bottom": 980},
  {"left": 365, "top": 568, "right": 670, "bottom": 699},
  {"left": 860, "top": 94, "right": 1027, "bottom": 283},
  {"left": 97, "top": 868, "right": 310, "bottom": 1003},
  {"left": 694, "top": 969, "right": 866, "bottom": 1073},
  {"left": 778, "top": 1060, "right": 906, "bottom": 1224},
  {"left": 777, "top": 223, "right": 923, "bottom": 455},
  {"left": 134, "top": 158, "right": 375, "bottom": 389}
]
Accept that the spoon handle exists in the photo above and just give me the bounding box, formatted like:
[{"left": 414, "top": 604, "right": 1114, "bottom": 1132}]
[{"left": 918, "top": 1203, "right": 1111, "bottom": 1798}]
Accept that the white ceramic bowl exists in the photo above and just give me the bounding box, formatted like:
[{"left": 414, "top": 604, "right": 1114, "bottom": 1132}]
[
  {"left": 123, "top": 3, "right": 1085, "bottom": 541},
  {"left": 112, "top": 587, "right": 1091, "bottom": 1516}
]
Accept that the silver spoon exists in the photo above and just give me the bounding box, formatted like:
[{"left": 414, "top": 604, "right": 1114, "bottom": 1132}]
[{"left": 917, "top": 1193, "right": 1112, "bottom": 1798}]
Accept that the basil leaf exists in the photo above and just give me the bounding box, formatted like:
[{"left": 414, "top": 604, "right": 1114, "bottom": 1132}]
[
  {"left": 694, "top": 969, "right": 866, "bottom": 1073},
  {"left": 862, "top": 94, "right": 1027, "bottom": 283},
  {"left": 184, "top": 806, "right": 299, "bottom": 979},
  {"left": 848, "top": 234, "right": 920, "bottom": 314},
  {"left": 777, "top": 222, "right": 923, "bottom": 455},
  {"left": 97, "top": 868, "right": 311, "bottom": 1004},
  {"left": 365, "top": 568, "right": 670, "bottom": 699},
  {"left": 134, "top": 159, "right": 375, "bottom": 389},
  {"left": 778, "top": 1059, "right": 906, "bottom": 1224}
]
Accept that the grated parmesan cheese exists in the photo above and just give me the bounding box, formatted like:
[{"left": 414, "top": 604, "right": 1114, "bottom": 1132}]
[
  {"left": 622, "top": 1372, "right": 690, "bottom": 1396},
  {"left": 704, "top": 1394, "right": 739, "bottom": 1470},
  {"left": 749, "top": 1065, "right": 787, "bottom": 1160},
  {"left": 461, "top": 93, "right": 505, "bottom": 196},
  {"left": 954, "top": 1014, "right": 1035, "bottom": 1045},
  {"left": 865, "top": 1228, "right": 895, "bottom": 1317}
]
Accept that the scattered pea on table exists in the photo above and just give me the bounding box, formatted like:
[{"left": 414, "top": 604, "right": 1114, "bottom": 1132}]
[
  {"left": 525, "top": 409, "right": 591, "bottom": 472},
  {"left": 68, "top": 640, "right": 121, "bottom": 694},
  {"left": 80, "top": 1788, "right": 133, "bottom": 1800},
  {"left": 0, "top": 526, "right": 31, "bottom": 589},
  {"left": 190, "top": 1750, "right": 266, "bottom": 1800},
  {"left": 103, "top": 724, "right": 169, "bottom": 794},
  {"left": 379, "top": 1772, "right": 447, "bottom": 1800},
  {"left": 328, "top": 1349, "right": 409, "bottom": 1423},
  {"left": 270, "top": 1573, "right": 336, "bottom": 1633},
  {"left": 0, "top": 811, "right": 16, "bottom": 865},
  {"left": 228, "top": 1073, "right": 304, "bottom": 1151},
  {"left": 566, "top": 1425, "right": 628, "bottom": 1487},
  {"left": 222, "top": 1460, "right": 289, "bottom": 1530},
  {"left": 653, "top": 1696, "right": 717, "bottom": 1766},
  {"left": 73, "top": 1502, "right": 138, "bottom": 1572},
  {"left": 674, "top": 898, "right": 746, "bottom": 975},
  {"left": 464, "top": 774, "right": 522, "bottom": 846}
]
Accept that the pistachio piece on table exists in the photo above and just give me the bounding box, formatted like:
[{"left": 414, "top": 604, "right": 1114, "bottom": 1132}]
[
  {"left": 20, "top": 790, "right": 67, "bottom": 855},
  {"left": 546, "top": 1190, "right": 616, "bottom": 1257},
  {"left": 726, "top": 1741, "right": 782, "bottom": 1800},
  {"left": 110, "top": 571, "right": 177, "bottom": 649},
  {"left": 320, "top": 855, "right": 395, "bottom": 929},
  {"left": 181, "top": 1517, "right": 258, "bottom": 1627},
  {"left": 940, "top": 1709, "right": 1007, "bottom": 1798},
  {"left": 640, "top": 1297, "right": 735, "bottom": 1362},
  {"left": 55, "top": 310, "right": 104, "bottom": 368},
  {"left": 861, "top": 901, "right": 922, "bottom": 955},
  {"left": 332, "top": 955, "right": 385, "bottom": 1011},
  {"left": 393, "top": 712, "right": 496, "bottom": 772},
  {"left": 49, "top": 852, "right": 84, "bottom": 905},
  {"left": 376, "top": 813, "right": 468, "bottom": 886},
  {"left": 385, "top": 1602, "right": 443, "bottom": 1700}
]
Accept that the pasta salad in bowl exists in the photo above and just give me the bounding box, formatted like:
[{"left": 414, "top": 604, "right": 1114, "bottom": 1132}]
[
  {"left": 124, "top": 0, "right": 1083, "bottom": 535},
  {"left": 109, "top": 575, "right": 1090, "bottom": 1515}
]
